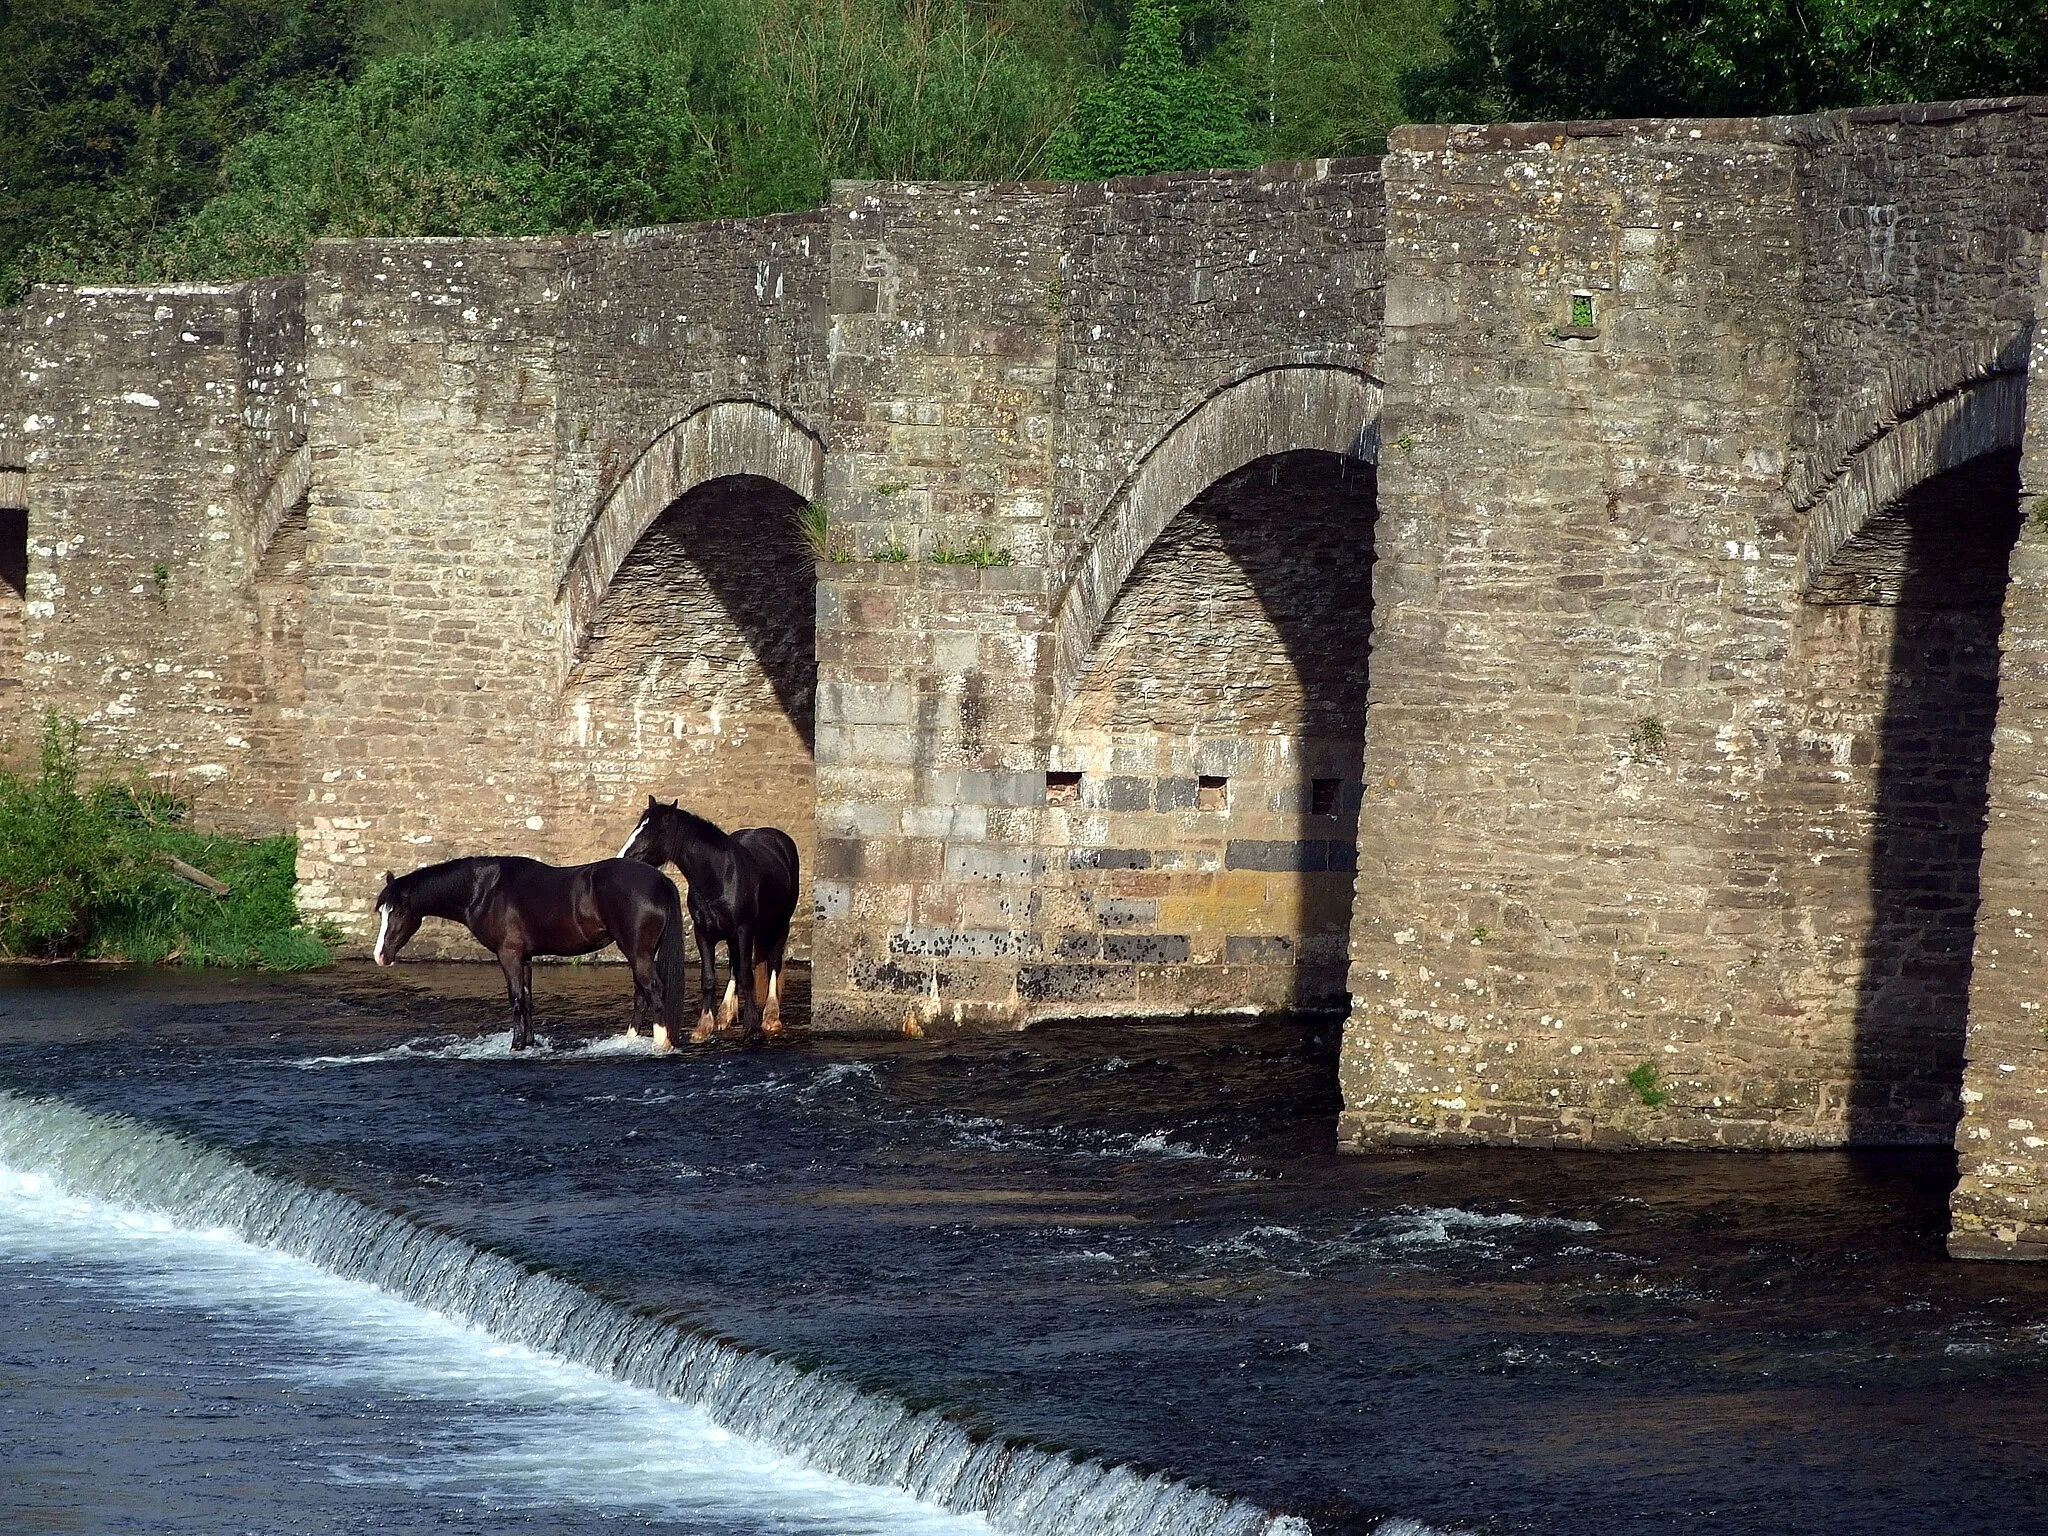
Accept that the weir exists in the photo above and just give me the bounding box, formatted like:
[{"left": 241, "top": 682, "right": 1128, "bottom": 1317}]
[{"left": 0, "top": 1087, "right": 1306, "bottom": 1536}]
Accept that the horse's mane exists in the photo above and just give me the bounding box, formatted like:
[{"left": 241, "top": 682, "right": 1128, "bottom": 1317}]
[
  {"left": 654, "top": 802, "right": 730, "bottom": 847},
  {"left": 383, "top": 856, "right": 491, "bottom": 909}
]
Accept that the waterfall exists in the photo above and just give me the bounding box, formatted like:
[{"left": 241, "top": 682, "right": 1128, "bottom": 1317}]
[{"left": 0, "top": 1089, "right": 1312, "bottom": 1536}]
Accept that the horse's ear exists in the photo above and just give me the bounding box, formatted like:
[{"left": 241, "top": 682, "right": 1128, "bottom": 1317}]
[
  {"left": 647, "top": 794, "right": 659, "bottom": 809},
  {"left": 381, "top": 869, "right": 395, "bottom": 887}
]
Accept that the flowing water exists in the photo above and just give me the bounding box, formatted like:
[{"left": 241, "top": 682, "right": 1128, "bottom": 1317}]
[{"left": 2, "top": 962, "right": 2046, "bottom": 1535}]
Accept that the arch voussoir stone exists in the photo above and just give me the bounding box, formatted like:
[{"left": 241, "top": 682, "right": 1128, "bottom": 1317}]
[
  {"left": 1052, "top": 363, "right": 1381, "bottom": 707},
  {"left": 559, "top": 399, "right": 823, "bottom": 666},
  {"left": 1799, "top": 371, "right": 2028, "bottom": 596}
]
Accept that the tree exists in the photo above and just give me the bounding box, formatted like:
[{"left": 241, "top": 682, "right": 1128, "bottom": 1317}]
[
  {"left": 1404, "top": 0, "right": 2048, "bottom": 124},
  {"left": 1047, "top": 0, "right": 1253, "bottom": 177},
  {"left": 0, "top": 0, "right": 361, "bottom": 303}
]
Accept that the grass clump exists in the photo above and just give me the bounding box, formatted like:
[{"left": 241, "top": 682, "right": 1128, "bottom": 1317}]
[
  {"left": 928, "top": 530, "right": 1014, "bottom": 568},
  {"left": 0, "top": 716, "right": 337, "bottom": 970},
  {"left": 794, "top": 501, "right": 853, "bottom": 563}
]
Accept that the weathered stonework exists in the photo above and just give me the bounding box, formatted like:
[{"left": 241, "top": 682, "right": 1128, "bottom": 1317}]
[
  {"left": 1341, "top": 103, "right": 2048, "bottom": 1159},
  {"left": 3, "top": 281, "right": 309, "bottom": 829},
  {"left": 7, "top": 101, "right": 2048, "bottom": 1255}
]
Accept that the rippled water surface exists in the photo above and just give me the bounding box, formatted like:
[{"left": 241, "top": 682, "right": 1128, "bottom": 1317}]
[{"left": 3, "top": 962, "right": 2046, "bottom": 1534}]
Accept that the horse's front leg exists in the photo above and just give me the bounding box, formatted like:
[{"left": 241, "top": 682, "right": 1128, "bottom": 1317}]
[
  {"left": 499, "top": 948, "right": 532, "bottom": 1050},
  {"left": 692, "top": 929, "right": 719, "bottom": 1045}
]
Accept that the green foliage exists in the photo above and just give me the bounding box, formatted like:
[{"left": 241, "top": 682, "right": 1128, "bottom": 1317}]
[
  {"left": 1626, "top": 1060, "right": 1668, "bottom": 1108},
  {"left": 1047, "top": 0, "right": 1253, "bottom": 177},
  {"left": 0, "top": 716, "right": 335, "bottom": 969},
  {"left": 1228, "top": 0, "right": 1453, "bottom": 158},
  {"left": 0, "top": 0, "right": 361, "bottom": 302},
  {"left": 928, "top": 529, "right": 1015, "bottom": 567},
  {"left": 1405, "top": 0, "right": 2047, "bottom": 123},
  {"left": 795, "top": 500, "right": 852, "bottom": 563},
  {"left": 151, "top": 22, "right": 709, "bottom": 280},
  {"left": 872, "top": 534, "right": 912, "bottom": 562}
]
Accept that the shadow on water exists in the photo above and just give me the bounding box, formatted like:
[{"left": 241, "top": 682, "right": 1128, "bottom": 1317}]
[{"left": 1850, "top": 448, "right": 2023, "bottom": 1142}]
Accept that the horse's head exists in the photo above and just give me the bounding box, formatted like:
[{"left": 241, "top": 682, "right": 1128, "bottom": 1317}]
[
  {"left": 617, "top": 795, "right": 677, "bottom": 865},
  {"left": 372, "top": 869, "right": 423, "bottom": 966}
]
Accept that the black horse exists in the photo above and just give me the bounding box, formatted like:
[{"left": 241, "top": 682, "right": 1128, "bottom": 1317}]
[
  {"left": 373, "top": 855, "right": 688, "bottom": 1051},
  {"left": 617, "top": 798, "right": 800, "bottom": 1044}
]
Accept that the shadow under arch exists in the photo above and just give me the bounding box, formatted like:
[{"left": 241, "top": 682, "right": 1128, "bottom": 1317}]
[
  {"left": 1052, "top": 363, "right": 1380, "bottom": 714},
  {"left": 559, "top": 398, "right": 824, "bottom": 670},
  {"left": 1806, "top": 411, "right": 2026, "bottom": 1140},
  {"left": 1047, "top": 447, "right": 1379, "bottom": 1015}
]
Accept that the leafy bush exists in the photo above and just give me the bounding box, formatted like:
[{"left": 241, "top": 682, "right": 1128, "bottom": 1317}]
[
  {"left": 1405, "top": 0, "right": 2048, "bottom": 123},
  {"left": 1048, "top": 0, "right": 1252, "bottom": 177},
  {"left": 0, "top": 717, "right": 335, "bottom": 970}
]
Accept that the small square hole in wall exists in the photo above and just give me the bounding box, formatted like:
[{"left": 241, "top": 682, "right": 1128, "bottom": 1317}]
[
  {"left": 1196, "top": 775, "right": 1228, "bottom": 812},
  {"left": 1045, "top": 771, "right": 1081, "bottom": 806},
  {"left": 1310, "top": 777, "right": 1341, "bottom": 817}
]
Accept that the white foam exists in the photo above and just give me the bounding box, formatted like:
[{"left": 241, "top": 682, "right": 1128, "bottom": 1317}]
[
  {"left": 1378, "top": 1206, "right": 1600, "bottom": 1252},
  {"left": 0, "top": 1163, "right": 988, "bottom": 1534},
  {"left": 295, "top": 1030, "right": 669, "bottom": 1068}
]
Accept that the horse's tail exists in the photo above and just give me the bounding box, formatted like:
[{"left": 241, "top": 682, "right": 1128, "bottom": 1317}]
[{"left": 657, "top": 877, "right": 688, "bottom": 1038}]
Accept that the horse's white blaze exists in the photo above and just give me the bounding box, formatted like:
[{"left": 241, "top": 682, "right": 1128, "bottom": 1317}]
[
  {"left": 616, "top": 814, "right": 646, "bottom": 861},
  {"left": 373, "top": 904, "right": 392, "bottom": 967}
]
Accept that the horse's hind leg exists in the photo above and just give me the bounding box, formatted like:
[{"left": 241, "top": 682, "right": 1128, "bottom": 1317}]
[
  {"left": 759, "top": 932, "right": 789, "bottom": 1036},
  {"left": 628, "top": 945, "right": 668, "bottom": 1052},
  {"left": 731, "top": 929, "right": 764, "bottom": 1045}
]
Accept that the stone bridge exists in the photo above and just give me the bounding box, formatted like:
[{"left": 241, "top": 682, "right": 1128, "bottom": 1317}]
[{"left": 6, "top": 99, "right": 2048, "bottom": 1259}]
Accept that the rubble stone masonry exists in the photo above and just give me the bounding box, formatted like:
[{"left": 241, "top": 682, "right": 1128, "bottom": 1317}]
[{"left": 6, "top": 100, "right": 2048, "bottom": 1255}]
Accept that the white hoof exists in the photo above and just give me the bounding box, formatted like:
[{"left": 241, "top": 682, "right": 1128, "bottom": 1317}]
[{"left": 652, "top": 1024, "right": 672, "bottom": 1052}]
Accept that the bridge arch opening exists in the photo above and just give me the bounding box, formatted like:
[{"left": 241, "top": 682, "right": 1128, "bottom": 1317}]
[
  {"left": 1041, "top": 448, "right": 1376, "bottom": 1016},
  {"left": 1, "top": 493, "right": 24, "bottom": 735},
  {"left": 1801, "top": 444, "right": 2024, "bottom": 1141},
  {"left": 549, "top": 471, "right": 816, "bottom": 959}
]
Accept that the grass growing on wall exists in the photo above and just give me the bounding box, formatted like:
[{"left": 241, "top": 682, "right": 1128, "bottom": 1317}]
[{"left": 0, "top": 717, "right": 336, "bottom": 970}]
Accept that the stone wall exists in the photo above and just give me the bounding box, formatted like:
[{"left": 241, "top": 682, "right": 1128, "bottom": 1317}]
[
  {"left": 1950, "top": 250, "right": 2048, "bottom": 1260},
  {"left": 1039, "top": 451, "right": 1373, "bottom": 1014},
  {"left": 1339, "top": 106, "right": 2047, "bottom": 1153},
  {"left": 1790, "top": 101, "right": 2046, "bottom": 526},
  {"left": 294, "top": 240, "right": 569, "bottom": 947},
  {"left": 5, "top": 283, "right": 305, "bottom": 830},
  {"left": 1343, "top": 119, "right": 1826, "bottom": 1148},
  {"left": 812, "top": 181, "right": 1067, "bottom": 1029}
]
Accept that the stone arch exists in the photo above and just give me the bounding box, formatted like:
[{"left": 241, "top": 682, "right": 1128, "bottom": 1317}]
[
  {"left": 1051, "top": 363, "right": 1380, "bottom": 708},
  {"left": 1799, "top": 370, "right": 2027, "bottom": 597},
  {"left": 558, "top": 399, "right": 823, "bottom": 665}
]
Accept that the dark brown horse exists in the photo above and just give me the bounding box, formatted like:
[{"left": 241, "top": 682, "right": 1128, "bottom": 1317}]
[
  {"left": 617, "top": 799, "right": 800, "bottom": 1044},
  {"left": 373, "top": 856, "right": 688, "bottom": 1051}
]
